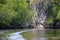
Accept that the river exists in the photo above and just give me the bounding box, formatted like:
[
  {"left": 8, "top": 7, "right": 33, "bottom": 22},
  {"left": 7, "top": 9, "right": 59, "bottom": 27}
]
[{"left": 0, "top": 29, "right": 60, "bottom": 40}]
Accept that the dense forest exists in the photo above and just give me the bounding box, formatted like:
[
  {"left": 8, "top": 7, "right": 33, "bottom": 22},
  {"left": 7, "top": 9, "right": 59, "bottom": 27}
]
[
  {"left": 46, "top": 0, "right": 60, "bottom": 28},
  {"left": 0, "top": 0, "right": 32, "bottom": 29},
  {"left": 0, "top": 0, "right": 60, "bottom": 29}
]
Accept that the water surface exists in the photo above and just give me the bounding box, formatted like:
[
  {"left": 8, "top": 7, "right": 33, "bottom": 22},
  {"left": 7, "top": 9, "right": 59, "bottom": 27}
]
[{"left": 0, "top": 29, "right": 60, "bottom": 40}]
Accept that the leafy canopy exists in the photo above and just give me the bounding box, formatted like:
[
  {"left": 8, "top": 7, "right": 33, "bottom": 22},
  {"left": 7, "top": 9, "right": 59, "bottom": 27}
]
[
  {"left": 0, "top": 0, "right": 32, "bottom": 25},
  {"left": 46, "top": 0, "right": 60, "bottom": 24}
]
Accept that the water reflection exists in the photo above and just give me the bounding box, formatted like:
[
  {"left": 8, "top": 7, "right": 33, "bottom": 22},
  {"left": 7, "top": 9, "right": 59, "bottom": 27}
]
[
  {"left": 52, "top": 29, "right": 57, "bottom": 36},
  {"left": 23, "top": 29, "right": 60, "bottom": 40},
  {"left": 32, "top": 29, "right": 47, "bottom": 40},
  {"left": 0, "top": 29, "right": 60, "bottom": 40}
]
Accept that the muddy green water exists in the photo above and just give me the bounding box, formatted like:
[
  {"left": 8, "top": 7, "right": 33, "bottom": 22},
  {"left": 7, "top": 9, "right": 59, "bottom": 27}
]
[{"left": 0, "top": 29, "right": 60, "bottom": 40}]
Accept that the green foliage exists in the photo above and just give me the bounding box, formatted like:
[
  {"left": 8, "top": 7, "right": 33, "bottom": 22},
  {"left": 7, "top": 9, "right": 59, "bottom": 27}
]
[
  {"left": 0, "top": 5, "right": 17, "bottom": 25},
  {"left": 46, "top": 0, "right": 60, "bottom": 24},
  {"left": 9, "top": 0, "right": 32, "bottom": 24},
  {"left": 0, "top": 0, "right": 32, "bottom": 26},
  {"left": 0, "top": 0, "right": 7, "bottom": 4},
  {"left": 56, "top": 9, "right": 60, "bottom": 20}
]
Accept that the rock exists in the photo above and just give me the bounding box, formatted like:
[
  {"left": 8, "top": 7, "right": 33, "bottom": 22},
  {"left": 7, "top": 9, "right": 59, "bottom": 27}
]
[{"left": 35, "top": 24, "right": 44, "bottom": 30}]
